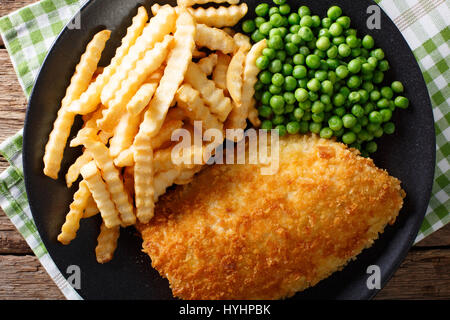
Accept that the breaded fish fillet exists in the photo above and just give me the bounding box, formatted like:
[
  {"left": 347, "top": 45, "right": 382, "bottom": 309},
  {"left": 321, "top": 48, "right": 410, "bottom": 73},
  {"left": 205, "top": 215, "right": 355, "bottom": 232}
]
[{"left": 138, "top": 134, "right": 405, "bottom": 300}]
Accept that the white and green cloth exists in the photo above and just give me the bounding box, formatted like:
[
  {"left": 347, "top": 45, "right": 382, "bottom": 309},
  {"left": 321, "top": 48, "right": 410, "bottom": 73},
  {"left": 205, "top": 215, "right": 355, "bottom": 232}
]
[{"left": 0, "top": 0, "right": 448, "bottom": 299}]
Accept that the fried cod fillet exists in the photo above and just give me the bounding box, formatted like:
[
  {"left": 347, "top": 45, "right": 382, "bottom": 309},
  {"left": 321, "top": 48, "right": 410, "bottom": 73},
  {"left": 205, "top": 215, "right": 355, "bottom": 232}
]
[{"left": 138, "top": 134, "right": 405, "bottom": 300}]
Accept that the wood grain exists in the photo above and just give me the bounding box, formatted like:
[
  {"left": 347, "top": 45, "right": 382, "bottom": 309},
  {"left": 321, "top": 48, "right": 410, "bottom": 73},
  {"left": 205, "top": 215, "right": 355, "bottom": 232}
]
[
  {"left": 376, "top": 249, "right": 450, "bottom": 299},
  {"left": 0, "top": 255, "right": 64, "bottom": 299}
]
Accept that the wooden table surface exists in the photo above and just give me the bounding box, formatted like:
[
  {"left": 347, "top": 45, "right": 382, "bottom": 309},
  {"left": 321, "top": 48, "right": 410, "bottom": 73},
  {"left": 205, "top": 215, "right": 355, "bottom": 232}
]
[{"left": 0, "top": 0, "right": 449, "bottom": 300}]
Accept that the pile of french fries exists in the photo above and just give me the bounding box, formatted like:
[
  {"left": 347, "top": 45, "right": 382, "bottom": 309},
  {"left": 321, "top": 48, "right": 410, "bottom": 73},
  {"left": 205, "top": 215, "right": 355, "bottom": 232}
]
[{"left": 42, "top": 1, "right": 267, "bottom": 263}]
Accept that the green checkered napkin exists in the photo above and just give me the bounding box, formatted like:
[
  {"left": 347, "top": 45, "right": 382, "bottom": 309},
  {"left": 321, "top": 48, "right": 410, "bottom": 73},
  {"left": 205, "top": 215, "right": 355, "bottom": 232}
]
[{"left": 0, "top": 0, "right": 448, "bottom": 299}]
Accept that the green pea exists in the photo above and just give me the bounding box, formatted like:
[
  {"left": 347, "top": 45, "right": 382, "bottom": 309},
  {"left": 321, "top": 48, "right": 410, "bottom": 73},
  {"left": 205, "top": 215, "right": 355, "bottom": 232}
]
[
  {"left": 254, "top": 17, "right": 266, "bottom": 28},
  {"left": 348, "top": 91, "right": 361, "bottom": 103},
  {"left": 256, "top": 55, "right": 270, "bottom": 70},
  {"left": 293, "top": 108, "right": 304, "bottom": 120},
  {"left": 269, "top": 59, "right": 282, "bottom": 73},
  {"left": 348, "top": 59, "right": 362, "bottom": 73},
  {"left": 300, "top": 15, "right": 313, "bottom": 27},
  {"left": 286, "top": 121, "right": 300, "bottom": 134},
  {"left": 269, "top": 7, "right": 280, "bottom": 16},
  {"left": 298, "top": 78, "right": 308, "bottom": 88},
  {"left": 322, "top": 17, "right": 332, "bottom": 28},
  {"left": 380, "top": 109, "right": 392, "bottom": 122},
  {"left": 371, "top": 48, "right": 385, "bottom": 60},
  {"left": 351, "top": 123, "right": 362, "bottom": 133},
  {"left": 320, "top": 127, "right": 334, "bottom": 139},
  {"left": 281, "top": 63, "right": 292, "bottom": 76},
  {"left": 327, "top": 46, "right": 338, "bottom": 59},
  {"left": 372, "top": 71, "right": 384, "bottom": 84},
  {"left": 309, "top": 90, "right": 319, "bottom": 101},
  {"left": 270, "top": 28, "right": 283, "bottom": 38},
  {"left": 328, "top": 115, "right": 343, "bottom": 131},
  {"left": 295, "top": 88, "right": 308, "bottom": 102},
  {"left": 342, "top": 114, "right": 357, "bottom": 128},
  {"left": 298, "top": 5, "right": 311, "bottom": 17},
  {"left": 261, "top": 120, "right": 273, "bottom": 130},
  {"left": 306, "top": 54, "right": 321, "bottom": 69},
  {"left": 290, "top": 24, "right": 301, "bottom": 34},
  {"left": 255, "top": 3, "right": 270, "bottom": 17},
  {"left": 395, "top": 96, "right": 409, "bottom": 109},
  {"left": 283, "top": 92, "right": 296, "bottom": 105},
  {"left": 383, "top": 122, "right": 395, "bottom": 134},
  {"left": 268, "top": 35, "right": 283, "bottom": 49},
  {"left": 263, "top": 48, "right": 276, "bottom": 60},
  {"left": 309, "top": 122, "right": 322, "bottom": 134},
  {"left": 275, "top": 124, "right": 287, "bottom": 136},
  {"left": 270, "top": 95, "right": 285, "bottom": 109},
  {"left": 269, "top": 84, "right": 282, "bottom": 94},
  {"left": 391, "top": 81, "right": 404, "bottom": 93},
  {"left": 293, "top": 65, "right": 307, "bottom": 79},
  {"left": 290, "top": 34, "right": 302, "bottom": 46},
  {"left": 288, "top": 12, "right": 300, "bottom": 25},
  {"left": 335, "top": 65, "right": 348, "bottom": 79},
  {"left": 358, "top": 129, "right": 370, "bottom": 141},
  {"left": 311, "top": 101, "right": 325, "bottom": 114},
  {"left": 261, "top": 91, "right": 272, "bottom": 105},
  {"left": 316, "top": 37, "right": 331, "bottom": 51},
  {"left": 327, "top": 5, "right": 342, "bottom": 20},
  {"left": 242, "top": 20, "right": 256, "bottom": 34},
  {"left": 321, "top": 80, "right": 334, "bottom": 95},
  {"left": 270, "top": 13, "right": 284, "bottom": 27},
  {"left": 259, "top": 71, "right": 272, "bottom": 84},
  {"left": 312, "top": 112, "right": 325, "bottom": 123},
  {"left": 380, "top": 86, "right": 393, "bottom": 100},
  {"left": 315, "top": 70, "right": 328, "bottom": 82},
  {"left": 279, "top": 3, "right": 291, "bottom": 15},
  {"left": 378, "top": 60, "right": 390, "bottom": 72},
  {"left": 333, "top": 36, "right": 346, "bottom": 46},
  {"left": 342, "top": 131, "right": 357, "bottom": 144},
  {"left": 362, "top": 35, "right": 375, "bottom": 49},
  {"left": 329, "top": 22, "right": 343, "bottom": 37},
  {"left": 293, "top": 53, "right": 305, "bottom": 65},
  {"left": 336, "top": 16, "right": 351, "bottom": 29},
  {"left": 365, "top": 141, "right": 378, "bottom": 153},
  {"left": 272, "top": 114, "right": 285, "bottom": 124},
  {"left": 285, "top": 42, "right": 298, "bottom": 56},
  {"left": 251, "top": 30, "right": 265, "bottom": 42},
  {"left": 258, "top": 106, "right": 273, "bottom": 119},
  {"left": 346, "top": 35, "right": 359, "bottom": 48},
  {"left": 333, "top": 93, "right": 346, "bottom": 107},
  {"left": 369, "top": 111, "right": 383, "bottom": 124},
  {"left": 334, "top": 107, "right": 346, "bottom": 117},
  {"left": 307, "top": 78, "right": 321, "bottom": 92},
  {"left": 377, "top": 98, "right": 390, "bottom": 109},
  {"left": 284, "top": 76, "right": 297, "bottom": 91},
  {"left": 338, "top": 43, "right": 351, "bottom": 57},
  {"left": 298, "top": 26, "right": 314, "bottom": 41},
  {"left": 328, "top": 71, "right": 337, "bottom": 84},
  {"left": 271, "top": 73, "right": 284, "bottom": 87},
  {"left": 312, "top": 15, "right": 321, "bottom": 28},
  {"left": 347, "top": 75, "right": 362, "bottom": 89}
]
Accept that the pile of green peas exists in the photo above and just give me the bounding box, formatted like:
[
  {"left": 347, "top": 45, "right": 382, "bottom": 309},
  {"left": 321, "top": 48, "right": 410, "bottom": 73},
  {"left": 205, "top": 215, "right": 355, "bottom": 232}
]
[{"left": 241, "top": 1, "right": 409, "bottom": 156}]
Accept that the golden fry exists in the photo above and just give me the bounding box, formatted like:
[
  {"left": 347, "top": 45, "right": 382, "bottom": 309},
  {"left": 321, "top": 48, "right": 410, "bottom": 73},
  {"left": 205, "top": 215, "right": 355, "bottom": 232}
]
[
  {"left": 81, "top": 161, "right": 121, "bottom": 228},
  {"left": 66, "top": 151, "right": 92, "bottom": 188},
  {"left": 95, "top": 222, "right": 120, "bottom": 264},
  {"left": 197, "top": 54, "right": 218, "bottom": 76},
  {"left": 177, "top": 0, "right": 239, "bottom": 7},
  {"left": 109, "top": 111, "right": 142, "bottom": 157},
  {"left": 212, "top": 52, "right": 231, "bottom": 91},
  {"left": 185, "top": 62, "right": 232, "bottom": 122},
  {"left": 195, "top": 24, "right": 235, "bottom": 54},
  {"left": 43, "top": 30, "right": 110, "bottom": 179},
  {"left": 57, "top": 180, "right": 91, "bottom": 245},
  {"left": 188, "top": 4, "right": 248, "bottom": 28},
  {"left": 68, "top": 7, "right": 148, "bottom": 115},
  {"left": 83, "top": 194, "right": 99, "bottom": 218}
]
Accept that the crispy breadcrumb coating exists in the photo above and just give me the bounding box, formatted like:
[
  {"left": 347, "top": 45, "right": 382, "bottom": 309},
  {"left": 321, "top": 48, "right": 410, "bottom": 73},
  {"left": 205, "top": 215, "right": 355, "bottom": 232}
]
[{"left": 138, "top": 134, "right": 405, "bottom": 300}]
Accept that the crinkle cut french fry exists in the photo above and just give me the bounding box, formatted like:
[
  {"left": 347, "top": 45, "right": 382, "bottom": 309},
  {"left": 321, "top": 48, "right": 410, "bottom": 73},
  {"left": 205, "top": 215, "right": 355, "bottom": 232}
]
[
  {"left": 226, "top": 49, "right": 246, "bottom": 104},
  {"left": 166, "top": 107, "right": 187, "bottom": 122},
  {"left": 98, "top": 35, "right": 173, "bottom": 132},
  {"left": 133, "top": 133, "right": 155, "bottom": 223},
  {"left": 70, "top": 105, "right": 106, "bottom": 147},
  {"left": 81, "top": 161, "right": 121, "bottom": 228},
  {"left": 114, "top": 148, "right": 134, "bottom": 167},
  {"left": 176, "top": 84, "right": 223, "bottom": 131},
  {"left": 134, "top": 8, "right": 196, "bottom": 224},
  {"left": 109, "top": 111, "right": 142, "bottom": 157},
  {"left": 83, "top": 139, "right": 136, "bottom": 226},
  {"left": 197, "top": 54, "right": 218, "bottom": 76},
  {"left": 226, "top": 39, "right": 267, "bottom": 131},
  {"left": 192, "top": 48, "right": 207, "bottom": 59},
  {"left": 95, "top": 222, "right": 120, "bottom": 264},
  {"left": 83, "top": 194, "right": 99, "bottom": 218},
  {"left": 126, "top": 82, "right": 158, "bottom": 116},
  {"left": 233, "top": 32, "right": 251, "bottom": 51},
  {"left": 177, "top": 0, "right": 239, "bottom": 7},
  {"left": 222, "top": 27, "right": 236, "bottom": 37},
  {"left": 153, "top": 168, "right": 181, "bottom": 201},
  {"left": 188, "top": 4, "right": 248, "bottom": 28},
  {"left": 212, "top": 52, "right": 231, "bottom": 91},
  {"left": 68, "top": 7, "right": 148, "bottom": 115},
  {"left": 185, "top": 62, "right": 232, "bottom": 122},
  {"left": 195, "top": 24, "right": 235, "bottom": 54},
  {"left": 66, "top": 151, "right": 93, "bottom": 188},
  {"left": 248, "top": 98, "right": 261, "bottom": 128},
  {"left": 123, "top": 166, "right": 135, "bottom": 199},
  {"left": 57, "top": 180, "right": 91, "bottom": 245},
  {"left": 101, "top": 6, "right": 176, "bottom": 106},
  {"left": 138, "top": 9, "right": 195, "bottom": 138},
  {"left": 43, "top": 30, "right": 110, "bottom": 179}
]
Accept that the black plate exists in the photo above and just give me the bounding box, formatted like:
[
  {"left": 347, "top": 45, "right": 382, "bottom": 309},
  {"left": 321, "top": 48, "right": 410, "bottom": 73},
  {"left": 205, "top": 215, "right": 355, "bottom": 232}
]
[{"left": 23, "top": 0, "right": 435, "bottom": 300}]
